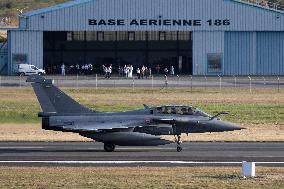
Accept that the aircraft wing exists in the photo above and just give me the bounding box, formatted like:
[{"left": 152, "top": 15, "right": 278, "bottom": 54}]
[
  {"left": 51, "top": 121, "right": 143, "bottom": 132},
  {"left": 50, "top": 117, "right": 178, "bottom": 132}
]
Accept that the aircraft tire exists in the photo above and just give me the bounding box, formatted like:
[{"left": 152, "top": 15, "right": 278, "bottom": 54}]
[
  {"left": 177, "top": 146, "right": 182, "bottom": 152},
  {"left": 104, "top": 143, "right": 116, "bottom": 152}
]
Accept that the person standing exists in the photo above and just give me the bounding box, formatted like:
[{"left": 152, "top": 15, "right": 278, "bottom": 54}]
[
  {"left": 126, "top": 65, "right": 129, "bottom": 78},
  {"left": 118, "top": 66, "right": 122, "bottom": 77},
  {"left": 129, "top": 65, "right": 133, "bottom": 78},
  {"left": 136, "top": 68, "right": 141, "bottom": 79},
  {"left": 106, "top": 66, "right": 110, "bottom": 79},
  {"left": 145, "top": 67, "right": 149, "bottom": 78},
  {"left": 102, "top": 65, "right": 107, "bottom": 78},
  {"left": 61, "top": 63, "right": 66, "bottom": 76},
  {"left": 109, "top": 64, "right": 112, "bottom": 78},
  {"left": 89, "top": 63, "right": 93, "bottom": 75},
  {"left": 141, "top": 65, "right": 145, "bottom": 79},
  {"left": 171, "top": 65, "right": 175, "bottom": 76},
  {"left": 164, "top": 67, "right": 169, "bottom": 76},
  {"left": 124, "top": 65, "right": 127, "bottom": 78}
]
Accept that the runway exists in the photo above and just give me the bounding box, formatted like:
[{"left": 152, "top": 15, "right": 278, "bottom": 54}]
[{"left": 0, "top": 142, "right": 283, "bottom": 166}]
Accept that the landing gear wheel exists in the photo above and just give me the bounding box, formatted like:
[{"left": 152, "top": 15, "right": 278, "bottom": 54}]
[
  {"left": 175, "top": 135, "right": 183, "bottom": 152},
  {"left": 104, "top": 143, "right": 116, "bottom": 152},
  {"left": 177, "top": 146, "right": 183, "bottom": 152}
]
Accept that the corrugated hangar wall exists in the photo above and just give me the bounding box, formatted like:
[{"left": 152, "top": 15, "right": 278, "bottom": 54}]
[
  {"left": 224, "top": 32, "right": 284, "bottom": 75},
  {"left": 8, "top": 31, "right": 43, "bottom": 74},
  {"left": 6, "top": 0, "right": 284, "bottom": 75},
  {"left": 193, "top": 32, "right": 224, "bottom": 75}
]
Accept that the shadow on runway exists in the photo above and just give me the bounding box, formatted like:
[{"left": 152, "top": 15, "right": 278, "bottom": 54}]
[{"left": 0, "top": 148, "right": 178, "bottom": 154}]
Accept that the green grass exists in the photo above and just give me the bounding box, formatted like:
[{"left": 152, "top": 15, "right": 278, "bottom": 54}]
[
  {"left": 0, "top": 101, "right": 283, "bottom": 124},
  {"left": 0, "top": 101, "right": 41, "bottom": 123},
  {"left": 0, "top": 104, "right": 282, "bottom": 124},
  {"left": 202, "top": 104, "right": 284, "bottom": 125},
  {"left": 0, "top": 87, "right": 283, "bottom": 124}
]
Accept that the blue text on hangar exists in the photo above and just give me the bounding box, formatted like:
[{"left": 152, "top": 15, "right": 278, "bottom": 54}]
[{"left": 4, "top": 0, "right": 284, "bottom": 76}]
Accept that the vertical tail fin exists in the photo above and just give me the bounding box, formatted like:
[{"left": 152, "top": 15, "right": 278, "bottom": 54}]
[{"left": 27, "top": 75, "right": 93, "bottom": 114}]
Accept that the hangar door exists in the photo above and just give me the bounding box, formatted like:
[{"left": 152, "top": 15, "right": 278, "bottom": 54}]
[{"left": 43, "top": 31, "right": 192, "bottom": 75}]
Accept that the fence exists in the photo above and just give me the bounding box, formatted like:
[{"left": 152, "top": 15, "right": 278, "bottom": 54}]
[{"left": 0, "top": 75, "right": 283, "bottom": 92}]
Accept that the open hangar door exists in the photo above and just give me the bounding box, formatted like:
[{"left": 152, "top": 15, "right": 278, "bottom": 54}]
[{"left": 43, "top": 31, "right": 192, "bottom": 75}]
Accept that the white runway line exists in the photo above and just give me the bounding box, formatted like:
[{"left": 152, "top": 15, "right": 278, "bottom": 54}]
[
  {"left": 0, "top": 161, "right": 283, "bottom": 165},
  {"left": 87, "top": 148, "right": 174, "bottom": 150},
  {"left": 0, "top": 147, "right": 45, "bottom": 149}
]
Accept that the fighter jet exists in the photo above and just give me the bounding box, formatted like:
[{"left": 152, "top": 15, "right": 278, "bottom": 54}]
[{"left": 27, "top": 75, "right": 244, "bottom": 152}]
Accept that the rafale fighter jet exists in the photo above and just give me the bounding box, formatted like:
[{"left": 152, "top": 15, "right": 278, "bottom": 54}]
[{"left": 27, "top": 75, "right": 244, "bottom": 152}]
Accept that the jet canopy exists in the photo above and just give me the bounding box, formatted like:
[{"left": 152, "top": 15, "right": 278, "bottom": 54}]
[{"left": 154, "top": 105, "right": 211, "bottom": 117}]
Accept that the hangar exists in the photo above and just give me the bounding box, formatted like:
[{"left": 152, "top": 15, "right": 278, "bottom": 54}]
[{"left": 2, "top": 0, "right": 284, "bottom": 75}]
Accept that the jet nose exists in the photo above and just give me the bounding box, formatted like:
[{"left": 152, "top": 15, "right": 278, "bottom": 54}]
[{"left": 220, "top": 121, "right": 245, "bottom": 131}]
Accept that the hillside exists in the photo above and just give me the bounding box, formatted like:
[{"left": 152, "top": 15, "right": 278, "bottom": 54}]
[{"left": 0, "top": 0, "right": 68, "bottom": 26}]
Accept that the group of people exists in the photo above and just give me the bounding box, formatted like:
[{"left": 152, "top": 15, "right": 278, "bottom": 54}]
[
  {"left": 136, "top": 65, "right": 152, "bottom": 79},
  {"left": 155, "top": 65, "right": 175, "bottom": 76},
  {"left": 118, "top": 65, "right": 134, "bottom": 78},
  {"left": 102, "top": 64, "right": 112, "bottom": 78},
  {"left": 55, "top": 63, "right": 175, "bottom": 78},
  {"left": 118, "top": 65, "right": 152, "bottom": 79},
  {"left": 59, "top": 63, "right": 94, "bottom": 76}
]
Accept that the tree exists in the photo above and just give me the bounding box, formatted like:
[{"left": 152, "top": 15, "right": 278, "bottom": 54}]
[{"left": 0, "top": 35, "right": 7, "bottom": 43}]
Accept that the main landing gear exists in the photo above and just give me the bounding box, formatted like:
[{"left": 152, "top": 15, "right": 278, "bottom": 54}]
[
  {"left": 104, "top": 143, "right": 116, "bottom": 152},
  {"left": 176, "top": 135, "right": 183, "bottom": 152}
]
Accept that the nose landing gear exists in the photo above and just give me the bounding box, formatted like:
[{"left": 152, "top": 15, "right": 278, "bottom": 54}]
[{"left": 176, "top": 135, "right": 183, "bottom": 152}]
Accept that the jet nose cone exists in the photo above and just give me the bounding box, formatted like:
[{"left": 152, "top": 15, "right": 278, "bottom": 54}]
[{"left": 222, "top": 122, "right": 245, "bottom": 131}]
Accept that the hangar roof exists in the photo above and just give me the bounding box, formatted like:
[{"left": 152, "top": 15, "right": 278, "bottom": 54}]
[{"left": 23, "top": 0, "right": 284, "bottom": 17}]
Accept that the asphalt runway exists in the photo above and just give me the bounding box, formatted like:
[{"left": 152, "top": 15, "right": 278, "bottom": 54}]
[{"left": 0, "top": 142, "right": 283, "bottom": 166}]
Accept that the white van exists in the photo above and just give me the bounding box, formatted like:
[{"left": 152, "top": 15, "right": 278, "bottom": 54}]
[{"left": 17, "top": 64, "right": 46, "bottom": 76}]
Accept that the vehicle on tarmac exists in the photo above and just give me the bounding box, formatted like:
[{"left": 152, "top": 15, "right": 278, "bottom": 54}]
[
  {"left": 27, "top": 74, "right": 245, "bottom": 152},
  {"left": 17, "top": 64, "right": 45, "bottom": 76}
]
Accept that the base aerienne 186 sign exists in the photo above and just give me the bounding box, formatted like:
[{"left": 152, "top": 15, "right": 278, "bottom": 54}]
[{"left": 88, "top": 19, "right": 231, "bottom": 26}]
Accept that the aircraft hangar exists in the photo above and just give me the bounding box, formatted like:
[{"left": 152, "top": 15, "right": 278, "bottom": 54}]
[{"left": 3, "top": 0, "right": 284, "bottom": 75}]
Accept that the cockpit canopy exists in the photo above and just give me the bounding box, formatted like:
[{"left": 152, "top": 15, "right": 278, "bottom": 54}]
[{"left": 154, "top": 105, "right": 211, "bottom": 117}]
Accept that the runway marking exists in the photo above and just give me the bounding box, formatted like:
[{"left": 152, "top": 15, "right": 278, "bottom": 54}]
[
  {"left": 0, "top": 161, "right": 283, "bottom": 165},
  {"left": 0, "top": 147, "right": 44, "bottom": 149},
  {"left": 87, "top": 148, "right": 174, "bottom": 150}
]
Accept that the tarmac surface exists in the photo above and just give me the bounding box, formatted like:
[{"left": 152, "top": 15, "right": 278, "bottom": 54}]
[{"left": 0, "top": 142, "right": 283, "bottom": 166}]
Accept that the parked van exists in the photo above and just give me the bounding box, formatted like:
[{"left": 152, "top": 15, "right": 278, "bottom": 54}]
[{"left": 17, "top": 64, "right": 46, "bottom": 76}]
